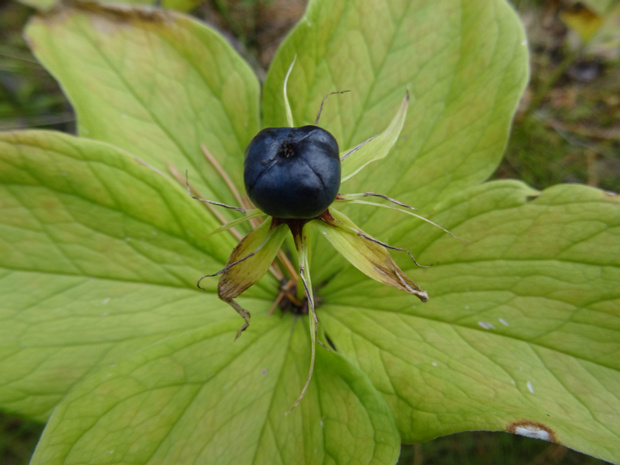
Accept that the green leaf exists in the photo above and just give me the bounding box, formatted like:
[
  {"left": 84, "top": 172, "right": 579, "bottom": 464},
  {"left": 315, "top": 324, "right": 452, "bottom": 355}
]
[
  {"left": 26, "top": 3, "right": 259, "bottom": 210},
  {"left": 0, "top": 131, "right": 233, "bottom": 284},
  {"left": 31, "top": 315, "right": 400, "bottom": 465},
  {"left": 0, "top": 130, "right": 256, "bottom": 419},
  {"left": 264, "top": 0, "right": 529, "bottom": 210},
  {"left": 320, "top": 181, "right": 620, "bottom": 463}
]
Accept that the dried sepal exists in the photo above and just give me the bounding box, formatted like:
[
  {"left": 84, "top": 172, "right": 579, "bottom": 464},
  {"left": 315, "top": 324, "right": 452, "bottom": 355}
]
[
  {"left": 315, "top": 208, "right": 429, "bottom": 302},
  {"left": 199, "top": 217, "right": 288, "bottom": 338}
]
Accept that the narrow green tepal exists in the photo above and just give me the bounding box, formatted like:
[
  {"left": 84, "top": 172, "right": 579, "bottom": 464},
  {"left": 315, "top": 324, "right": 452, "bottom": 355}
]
[
  {"left": 340, "top": 91, "right": 409, "bottom": 183},
  {"left": 31, "top": 317, "right": 400, "bottom": 465},
  {"left": 315, "top": 208, "right": 428, "bottom": 302},
  {"left": 26, "top": 3, "right": 260, "bottom": 209}
]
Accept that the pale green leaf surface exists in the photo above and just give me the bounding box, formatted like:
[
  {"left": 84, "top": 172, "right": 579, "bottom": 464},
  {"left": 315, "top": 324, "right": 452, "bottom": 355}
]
[
  {"left": 0, "top": 131, "right": 275, "bottom": 419},
  {"left": 26, "top": 4, "right": 259, "bottom": 211},
  {"left": 0, "top": 131, "right": 233, "bottom": 286},
  {"left": 263, "top": 0, "right": 529, "bottom": 212},
  {"left": 0, "top": 272, "right": 236, "bottom": 421},
  {"left": 31, "top": 315, "right": 400, "bottom": 465},
  {"left": 319, "top": 181, "right": 620, "bottom": 463}
]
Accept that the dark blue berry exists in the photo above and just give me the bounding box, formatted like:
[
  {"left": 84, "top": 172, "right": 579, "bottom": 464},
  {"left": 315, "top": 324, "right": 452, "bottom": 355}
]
[{"left": 244, "top": 125, "right": 340, "bottom": 219}]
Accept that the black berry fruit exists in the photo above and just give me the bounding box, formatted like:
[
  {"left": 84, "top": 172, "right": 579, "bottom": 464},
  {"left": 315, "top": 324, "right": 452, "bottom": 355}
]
[{"left": 244, "top": 125, "right": 340, "bottom": 219}]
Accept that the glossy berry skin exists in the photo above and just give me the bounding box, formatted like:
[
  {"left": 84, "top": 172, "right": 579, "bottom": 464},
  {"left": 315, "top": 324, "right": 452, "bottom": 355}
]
[{"left": 244, "top": 125, "right": 340, "bottom": 219}]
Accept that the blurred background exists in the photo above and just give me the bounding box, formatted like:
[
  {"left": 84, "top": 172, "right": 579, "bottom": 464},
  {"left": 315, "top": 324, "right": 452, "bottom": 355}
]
[{"left": 0, "top": 0, "right": 617, "bottom": 463}]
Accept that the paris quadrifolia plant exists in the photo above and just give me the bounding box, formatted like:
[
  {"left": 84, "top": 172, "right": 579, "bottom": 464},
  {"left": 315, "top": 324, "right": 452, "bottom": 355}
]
[
  {"left": 190, "top": 59, "right": 464, "bottom": 410},
  {"left": 1, "top": 0, "right": 619, "bottom": 464}
]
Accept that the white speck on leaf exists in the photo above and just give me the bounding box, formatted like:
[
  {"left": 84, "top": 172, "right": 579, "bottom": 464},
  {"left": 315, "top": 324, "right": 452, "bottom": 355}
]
[
  {"left": 102, "top": 312, "right": 108, "bottom": 317},
  {"left": 432, "top": 362, "right": 438, "bottom": 367},
  {"left": 499, "top": 318, "right": 509, "bottom": 326},
  {"left": 515, "top": 425, "right": 550, "bottom": 440},
  {"left": 320, "top": 419, "right": 324, "bottom": 428},
  {"left": 124, "top": 237, "right": 131, "bottom": 242},
  {"left": 102, "top": 298, "right": 110, "bottom": 305},
  {"left": 521, "top": 39, "right": 528, "bottom": 46},
  {"left": 478, "top": 321, "right": 495, "bottom": 330},
  {"left": 527, "top": 381, "right": 534, "bottom": 393},
  {"left": 108, "top": 450, "right": 115, "bottom": 455},
  {"left": 465, "top": 305, "right": 470, "bottom": 310},
  {"left": 261, "top": 369, "right": 267, "bottom": 376}
]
